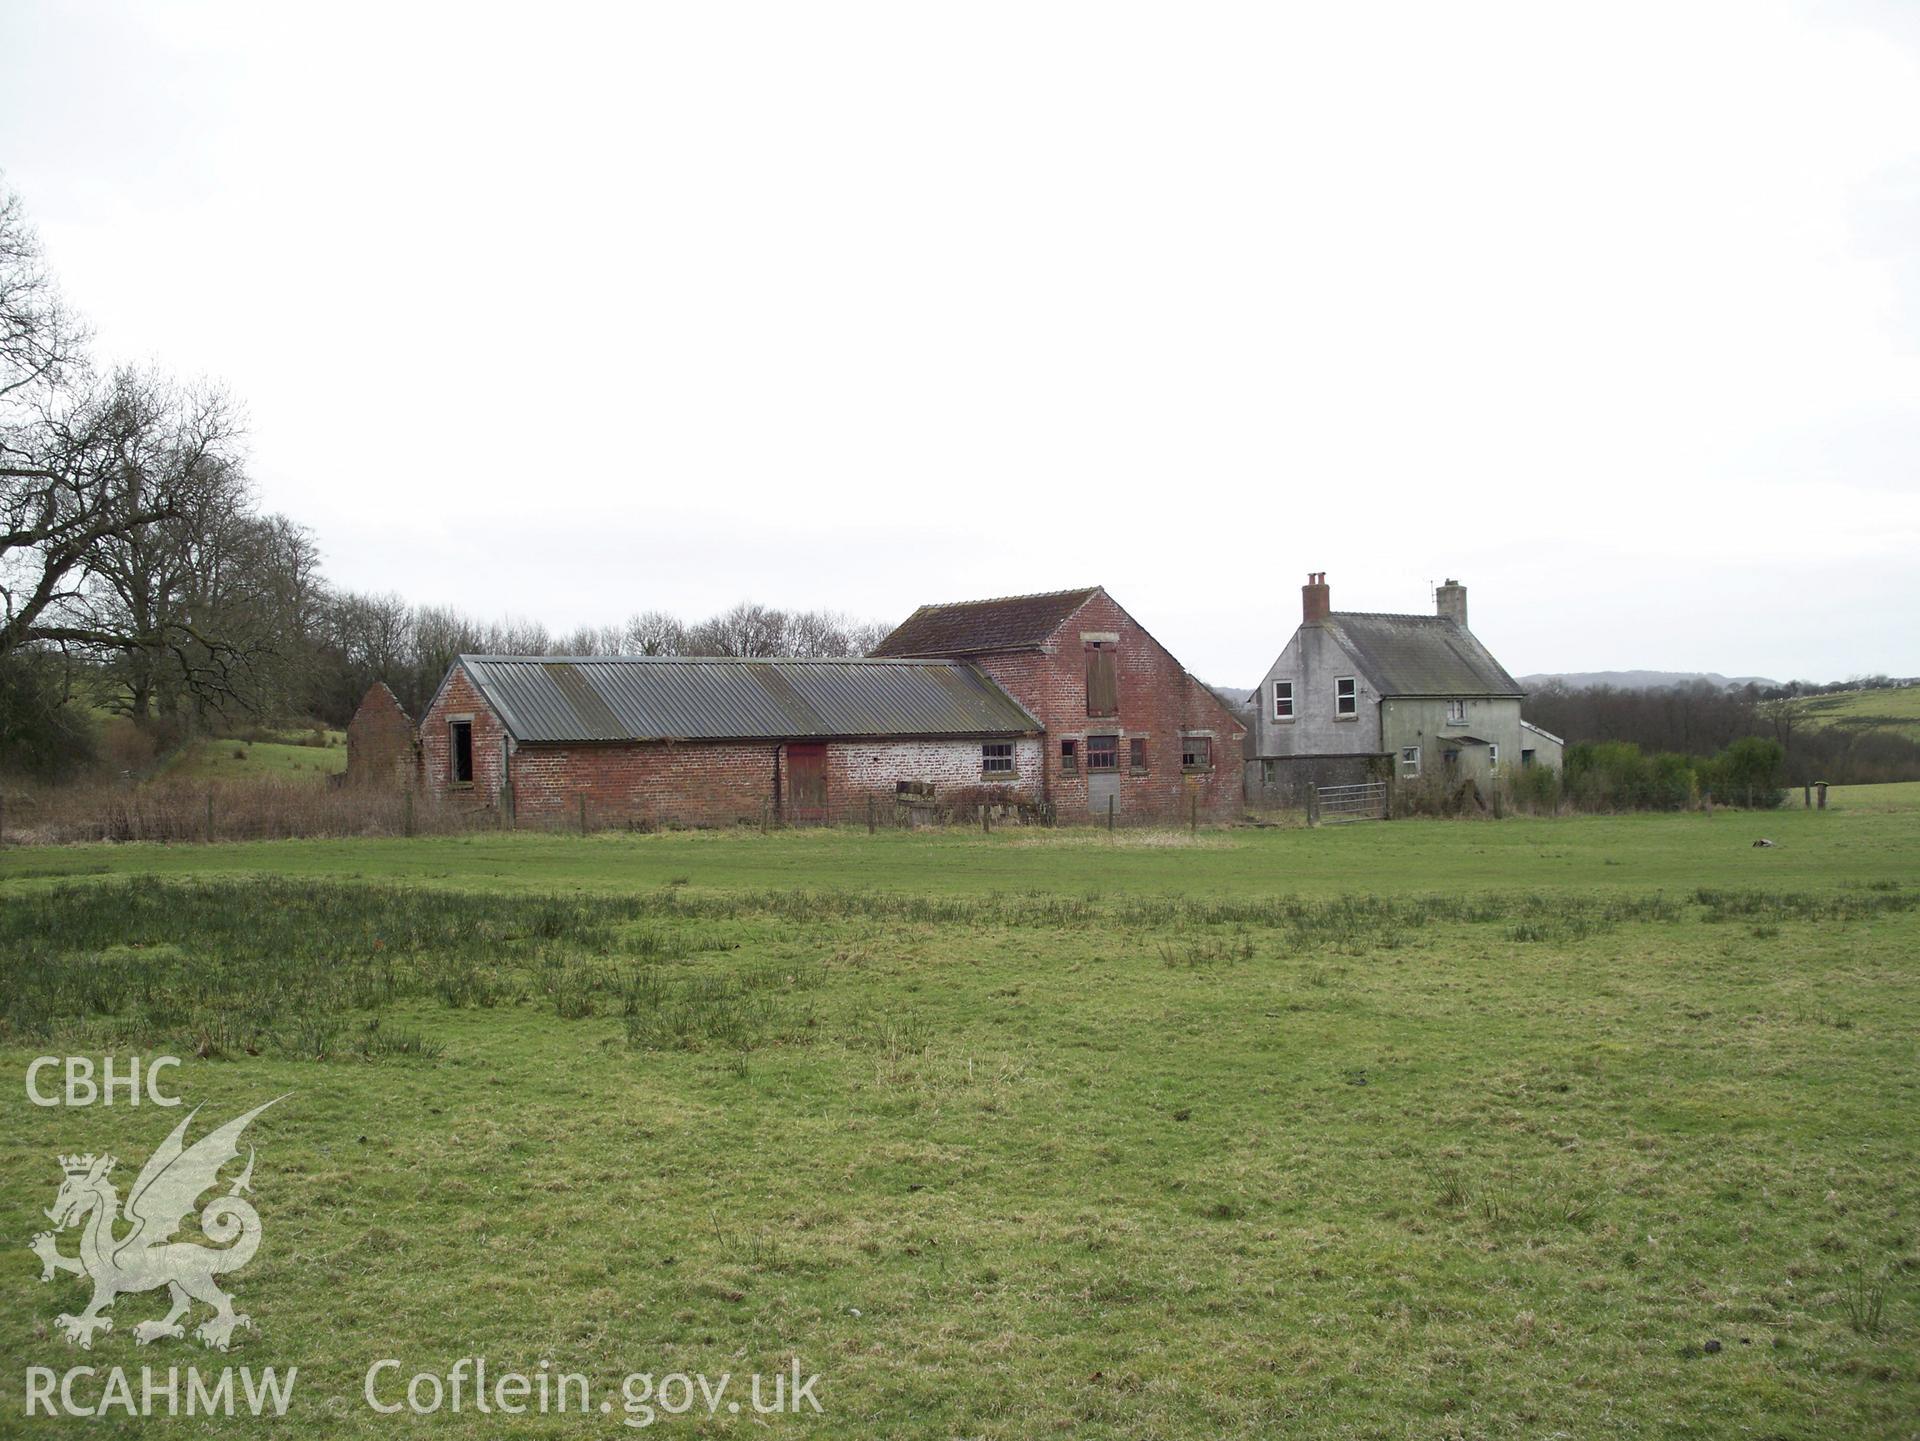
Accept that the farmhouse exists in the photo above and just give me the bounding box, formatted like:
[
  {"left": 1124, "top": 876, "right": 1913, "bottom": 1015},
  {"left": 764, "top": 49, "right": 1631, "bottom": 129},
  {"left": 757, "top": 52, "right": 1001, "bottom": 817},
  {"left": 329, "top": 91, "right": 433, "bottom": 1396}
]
[
  {"left": 411, "top": 655, "right": 1044, "bottom": 827},
  {"left": 870, "top": 586, "right": 1246, "bottom": 822},
  {"left": 1247, "top": 574, "right": 1563, "bottom": 805}
]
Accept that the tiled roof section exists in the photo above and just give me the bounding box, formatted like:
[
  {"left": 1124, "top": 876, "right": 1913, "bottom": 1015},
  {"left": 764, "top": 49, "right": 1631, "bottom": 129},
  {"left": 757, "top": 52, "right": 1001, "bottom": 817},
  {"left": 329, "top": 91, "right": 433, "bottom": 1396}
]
[
  {"left": 459, "top": 656, "right": 1042, "bottom": 744},
  {"left": 1320, "top": 614, "right": 1524, "bottom": 698},
  {"left": 868, "top": 587, "right": 1101, "bottom": 658}
]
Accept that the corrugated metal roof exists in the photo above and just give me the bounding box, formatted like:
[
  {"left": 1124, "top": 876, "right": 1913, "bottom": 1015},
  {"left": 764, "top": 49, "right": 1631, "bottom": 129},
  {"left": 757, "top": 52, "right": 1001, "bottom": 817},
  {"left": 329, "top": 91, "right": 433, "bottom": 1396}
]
[
  {"left": 1320, "top": 614, "right": 1524, "bottom": 698},
  {"left": 869, "top": 587, "right": 1100, "bottom": 657},
  {"left": 458, "top": 656, "right": 1043, "bottom": 743}
]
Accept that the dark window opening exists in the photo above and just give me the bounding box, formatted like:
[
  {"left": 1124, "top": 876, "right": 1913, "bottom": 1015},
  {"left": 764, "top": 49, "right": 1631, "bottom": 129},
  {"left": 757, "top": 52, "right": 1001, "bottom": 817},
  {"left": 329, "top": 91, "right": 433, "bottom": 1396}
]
[
  {"left": 982, "top": 742, "right": 1014, "bottom": 776},
  {"left": 1129, "top": 737, "right": 1148, "bottom": 772},
  {"left": 1181, "top": 736, "right": 1212, "bottom": 771},
  {"left": 450, "top": 720, "right": 474, "bottom": 785},
  {"left": 1085, "top": 643, "right": 1118, "bottom": 717},
  {"left": 1087, "top": 734, "right": 1119, "bottom": 772},
  {"left": 1060, "top": 739, "right": 1078, "bottom": 773}
]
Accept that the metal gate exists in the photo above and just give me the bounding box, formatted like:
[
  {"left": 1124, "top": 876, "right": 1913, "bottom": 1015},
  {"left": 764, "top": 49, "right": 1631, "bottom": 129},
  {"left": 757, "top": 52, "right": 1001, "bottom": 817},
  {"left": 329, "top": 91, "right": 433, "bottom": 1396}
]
[{"left": 1315, "top": 781, "right": 1388, "bottom": 822}]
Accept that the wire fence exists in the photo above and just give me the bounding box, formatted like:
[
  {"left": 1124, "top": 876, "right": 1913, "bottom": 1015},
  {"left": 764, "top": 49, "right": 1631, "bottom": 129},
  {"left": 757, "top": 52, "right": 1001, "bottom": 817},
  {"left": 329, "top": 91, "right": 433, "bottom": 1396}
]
[{"left": 0, "top": 779, "right": 1241, "bottom": 846}]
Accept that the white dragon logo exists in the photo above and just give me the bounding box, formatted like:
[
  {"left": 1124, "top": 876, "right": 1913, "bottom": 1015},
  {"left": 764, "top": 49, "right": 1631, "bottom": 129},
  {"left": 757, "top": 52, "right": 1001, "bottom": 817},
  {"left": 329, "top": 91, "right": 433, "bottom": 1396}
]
[{"left": 30, "top": 1098, "right": 283, "bottom": 1351}]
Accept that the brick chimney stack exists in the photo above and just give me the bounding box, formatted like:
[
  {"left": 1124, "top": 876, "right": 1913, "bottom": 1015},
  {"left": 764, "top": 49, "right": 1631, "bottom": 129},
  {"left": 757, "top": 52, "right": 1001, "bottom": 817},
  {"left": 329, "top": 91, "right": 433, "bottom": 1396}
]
[
  {"left": 1436, "top": 578, "right": 1467, "bottom": 629},
  {"left": 1302, "top": 572, "right": 1330, "bottom": 623}
]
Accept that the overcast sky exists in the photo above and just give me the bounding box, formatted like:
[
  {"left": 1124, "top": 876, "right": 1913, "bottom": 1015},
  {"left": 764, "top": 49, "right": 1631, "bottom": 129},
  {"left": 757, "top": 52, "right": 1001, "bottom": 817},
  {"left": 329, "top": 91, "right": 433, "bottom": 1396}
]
[{"left": 3, "top": 2, "right": 1916, "bottom": 684}]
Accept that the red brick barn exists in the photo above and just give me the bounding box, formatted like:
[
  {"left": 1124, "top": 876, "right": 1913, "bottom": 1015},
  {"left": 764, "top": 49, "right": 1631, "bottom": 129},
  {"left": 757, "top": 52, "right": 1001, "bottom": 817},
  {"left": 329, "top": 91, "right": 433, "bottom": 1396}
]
[
  {"left": 413, "top": 655, "right": 1044, "bottom": 828},
  {"left": 870, "top": 587, "right": 1247, "bottom": 822}
]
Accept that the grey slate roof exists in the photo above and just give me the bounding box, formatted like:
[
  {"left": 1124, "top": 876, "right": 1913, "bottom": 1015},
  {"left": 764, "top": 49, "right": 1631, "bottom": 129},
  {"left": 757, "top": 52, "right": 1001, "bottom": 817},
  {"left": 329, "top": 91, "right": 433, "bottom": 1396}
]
[
  {"left": 457, "top": 656, "right": 1042, "bottom": 744},
  {"left": 1318, "top": 614, "right": 1524, "bottom": 698},
  {"left": 869, "top": 587, "right": 1100, "bottom": 657}
]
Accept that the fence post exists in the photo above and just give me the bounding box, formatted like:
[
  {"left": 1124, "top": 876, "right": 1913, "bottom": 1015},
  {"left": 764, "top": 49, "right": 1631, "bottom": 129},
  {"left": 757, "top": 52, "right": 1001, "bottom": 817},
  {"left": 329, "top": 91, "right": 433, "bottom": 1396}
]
[
  {"left": 579, "top": 794, "right": 588, "bottom": 835},
  {"left": 403, "top": 790, "right": 414, "bottom": 837},
  {"left": 1107, "top": 794, "right": 1115, "bottom": 832},
  {"left": 1803, "top": 784, "right": 1811, "bottom": 809},
  {"left": 1307, "top": 788, "right": 1319, "bottom": 827},
  {"left": 1703, "top": 789, "right": 1712, "bottom": 817},
  {"left": 1190, "top": 789, "right": 1197, "bottom": 834},
  {"left": 982, "top": 800, "right": 991, "bottom": 834},
  {"left": 867, "top": 795, "right": 875, "bottom": 834},
  {"left": 1816, "top": 781, "right": 1828, "bottom": 810}
]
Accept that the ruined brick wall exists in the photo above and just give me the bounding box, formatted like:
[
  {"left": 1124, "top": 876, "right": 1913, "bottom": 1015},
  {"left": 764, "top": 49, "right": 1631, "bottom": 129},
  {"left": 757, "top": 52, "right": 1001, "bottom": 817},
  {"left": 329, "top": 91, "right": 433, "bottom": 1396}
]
[
  {"left": 344, "top": 682, "right": 418, "bottom": 789},
  {"left": 417, "top": 664, "right": 510, "bottom": 811},
  {"left": 972, "top": 593, "right": 1247, "bottom": 823}
]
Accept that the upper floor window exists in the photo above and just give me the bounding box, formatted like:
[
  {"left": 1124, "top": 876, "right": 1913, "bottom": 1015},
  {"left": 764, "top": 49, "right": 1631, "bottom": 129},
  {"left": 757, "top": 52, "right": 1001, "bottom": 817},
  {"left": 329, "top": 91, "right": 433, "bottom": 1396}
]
[
  {"left": 1446, "top": 698, "right": 1466, "bottom": 724},
  {"left": 1129, "top": 737, "right": 1148, "bottom": 772},
  {"left": 1272, "top": 680, "right": 1293, "bottom": 721},
  {"left": 1059, "top": 738, "right": 1079, "bottom": 773},
  {"left": 1085, "top": 642, "right": 1118, "bottom": 717},
  {"left": 1335, "top": 677, "right": 1357, "bottom": 717},
  {"left": 1086, "top": 734, "right": 1119, "bottom": 772},
  {"left": 1181, "top": 736, "right": 1212, "bottom": 771}
]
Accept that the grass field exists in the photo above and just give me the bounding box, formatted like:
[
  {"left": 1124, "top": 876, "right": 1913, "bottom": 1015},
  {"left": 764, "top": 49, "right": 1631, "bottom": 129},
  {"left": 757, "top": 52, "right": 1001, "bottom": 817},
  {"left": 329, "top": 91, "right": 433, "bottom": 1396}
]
[
  {"left": 1795, "top": 686, "right": 1920, "bottom": 743},
  {"left": 161, "top": 732, "right": 347, "bottom": 782},
  {"left": 1, "top": 788, "right": 1915, "bottom": 1437}
]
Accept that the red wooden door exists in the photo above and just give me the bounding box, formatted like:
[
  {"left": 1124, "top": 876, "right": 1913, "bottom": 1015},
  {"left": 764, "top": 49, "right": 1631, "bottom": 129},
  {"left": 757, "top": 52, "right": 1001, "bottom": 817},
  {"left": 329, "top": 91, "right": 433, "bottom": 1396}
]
[{"left": 786, "top": 743, "right": 828, "bottom": 824}]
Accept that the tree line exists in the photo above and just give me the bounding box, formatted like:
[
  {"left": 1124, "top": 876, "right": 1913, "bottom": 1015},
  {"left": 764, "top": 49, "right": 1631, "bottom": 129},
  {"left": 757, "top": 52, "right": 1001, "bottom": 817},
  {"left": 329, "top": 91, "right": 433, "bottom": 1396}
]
[
  {"left": 0, "top": 178, "right": 889, "bottom": 778},
  {"left": 1525, "top": 681, "right": 1920, "bottom": 788}
]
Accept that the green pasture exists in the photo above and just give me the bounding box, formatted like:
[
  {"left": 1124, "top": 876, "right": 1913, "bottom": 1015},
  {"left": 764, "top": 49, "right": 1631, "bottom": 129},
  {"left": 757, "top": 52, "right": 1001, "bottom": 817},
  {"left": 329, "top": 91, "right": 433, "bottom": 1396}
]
[{"left": 0, "top": 787, "right": 1914, "bottom": 1437}]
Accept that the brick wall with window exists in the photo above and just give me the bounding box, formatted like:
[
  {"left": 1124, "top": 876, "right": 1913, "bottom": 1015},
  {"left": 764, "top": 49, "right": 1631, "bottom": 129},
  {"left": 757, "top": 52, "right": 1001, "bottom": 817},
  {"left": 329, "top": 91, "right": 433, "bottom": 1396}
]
[
  {"left": 968, "top": 591, "right": 1246, "bottom": 822},
  {"left": 418, "top": 663, "right": 511, "bottom": 809}
]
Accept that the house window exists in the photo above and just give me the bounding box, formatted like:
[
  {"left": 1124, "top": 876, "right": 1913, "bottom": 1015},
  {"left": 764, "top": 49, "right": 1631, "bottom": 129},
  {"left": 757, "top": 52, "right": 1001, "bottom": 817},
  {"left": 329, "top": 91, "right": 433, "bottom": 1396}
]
[
  {"left": 1401, "top": 745, "right": 1421, "bottom": 777},
  {"left": 1129, "top": 737, "right": 1148, "bottom": 772},
  {"left": 1443, "top": 747, "right": 1461, "bottom": 771},
  {"left": 1272, "top": 680, "right": 1293, "bottom": 721},
  {"left": 1487, "top": 743, "right": 1499, "bottom": 772},
  {"left": 1521, "top": 748, "right": 1536, "bottom": 768},
  {"left": 1335, "top": 677, "right": 1357, "bottom": 717},
  {"left": 1087, "top": 734, "right": 1119, "bottom": 772},
  {"left": 1085, "top": 642, "right": 1118, "bottom": 717},
  {"left": 1446, "top": 698, "right": 1466, "bottom": 724},
  {"left": 1181, "top": 736, "right": 1212, "bottom": 771},
  {"left": 449, "top": 719, "right": 474, "bottom": 785},
  {"left": 1060, "top": 739, "right": 1078, "bottom": 773},
  {"left": 982, "top": 742, "right": 1014, "bottom": 776},
  {"left": 1261, "top": 759, "right": 1277, "bottom": 785}
]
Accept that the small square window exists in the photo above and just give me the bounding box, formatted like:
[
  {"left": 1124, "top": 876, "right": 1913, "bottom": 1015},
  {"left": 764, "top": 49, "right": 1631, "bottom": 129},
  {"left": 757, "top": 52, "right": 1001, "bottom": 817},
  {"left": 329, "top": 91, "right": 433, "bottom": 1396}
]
[
  {"left": 1335, "top": 677, "right": 1357, "bottom": 717},
  {"left": 1446, "top": 698, "right": 1466, "bottom": 724},
  {"left": 1181, "top": 736, "right": 1212, "bottom": 771},
  {"left": 1129, "top": 737, "right": 1147, "bottom": 772},
  {"left": 1272, "top": 680, "right": 1294, "bottom": 721},
  {"left": 1059, "top": 739, "right": 1078, "bottom": 773},
  {"left": 1087, "top": 735, "right": 1119, "bottom": 772},
  {"left": 982, "top": 742, "right": 1014, "bottom": 776},
  {"left": 1401, "top": 745, "right": 1421, "bottom": 776}
]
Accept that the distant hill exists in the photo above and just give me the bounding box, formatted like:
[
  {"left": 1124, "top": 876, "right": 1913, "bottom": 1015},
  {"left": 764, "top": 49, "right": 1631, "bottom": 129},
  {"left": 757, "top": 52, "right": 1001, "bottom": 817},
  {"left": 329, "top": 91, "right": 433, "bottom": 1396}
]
[{"left": 1519, "top": 670, "right": 1780, "bottom": 692}]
